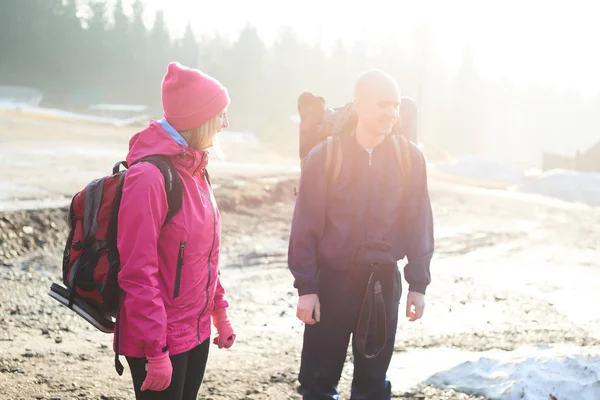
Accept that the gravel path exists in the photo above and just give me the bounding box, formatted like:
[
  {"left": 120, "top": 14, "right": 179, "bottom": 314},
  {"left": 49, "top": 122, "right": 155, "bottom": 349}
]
[{"left": 0, "top": 178, "right": 598, "bottom": 399}]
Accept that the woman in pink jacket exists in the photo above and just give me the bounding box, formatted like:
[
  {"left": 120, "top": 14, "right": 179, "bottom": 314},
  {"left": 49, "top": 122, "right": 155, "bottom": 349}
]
[{"left": 115, "top": 62, "right": 235, "bottom": 399}]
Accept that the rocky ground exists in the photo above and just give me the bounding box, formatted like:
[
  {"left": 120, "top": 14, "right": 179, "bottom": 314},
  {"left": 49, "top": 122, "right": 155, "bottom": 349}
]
[{"left": 1, "top": 175, "right": 598, "bottom": 400}]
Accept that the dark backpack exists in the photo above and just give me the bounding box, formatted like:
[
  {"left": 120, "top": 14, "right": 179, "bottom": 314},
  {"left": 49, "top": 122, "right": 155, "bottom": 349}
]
[
  {"left": 48, "top": 155, "right": 183, "bottom": 375},
  {"left": 297, "top": 92, "right": 417, "bottom": 186}
]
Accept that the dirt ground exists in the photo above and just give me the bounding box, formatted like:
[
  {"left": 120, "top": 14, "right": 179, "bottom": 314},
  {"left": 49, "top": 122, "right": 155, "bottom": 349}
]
[
  {"left": 0, "top": 110, "right": 298, "bottom": 211},
  {"left": 0, "top": 111, "right": 599, "bottom": 399}
]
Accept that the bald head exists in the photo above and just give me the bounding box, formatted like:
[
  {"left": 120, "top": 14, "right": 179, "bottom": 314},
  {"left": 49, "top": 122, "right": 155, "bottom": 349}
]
[
  {"left": 353, "top": 69, "right": 401, "bottom": 137},
  {"left": 354, "top": 69, "right": 400, "bottom": 101}
]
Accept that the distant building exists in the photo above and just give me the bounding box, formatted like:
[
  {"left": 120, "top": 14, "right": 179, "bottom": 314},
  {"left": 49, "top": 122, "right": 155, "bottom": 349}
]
[
  {"left": 0, "top": 86, "right": 43, "bottom": 107},
  {"left": 575, "top": 140, "right": 600, "bottom": 172},
  {"left": 543, "top": 139, "right": 600, "bottom": 173}
]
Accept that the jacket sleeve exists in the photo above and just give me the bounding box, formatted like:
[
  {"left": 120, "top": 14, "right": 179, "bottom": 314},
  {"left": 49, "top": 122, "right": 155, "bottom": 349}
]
[
  {"left": 117, "top": 162, "right": 169, "bottom": 358},
  {"left": 287, "top": 144, "right": 328, "bottom": 296},
  {"left": 402, "top": 146, "right": 434, "bottom": 294},
  {"left": 212, "top": 271, "right": 229, "bottom": 311}
]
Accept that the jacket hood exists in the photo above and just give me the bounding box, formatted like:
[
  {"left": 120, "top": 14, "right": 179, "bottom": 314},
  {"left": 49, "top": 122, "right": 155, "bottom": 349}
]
[{"left": 126, "top": 121, "right": 208, "bottom": 173}]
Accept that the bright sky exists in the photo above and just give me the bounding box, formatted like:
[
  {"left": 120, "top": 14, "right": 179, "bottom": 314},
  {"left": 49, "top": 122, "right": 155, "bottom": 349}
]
[{"left": 138, "top": 0, "right": 600, "bottom": 97}]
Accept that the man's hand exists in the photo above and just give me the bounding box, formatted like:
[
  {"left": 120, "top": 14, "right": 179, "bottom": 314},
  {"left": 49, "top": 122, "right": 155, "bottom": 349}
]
[
  {"left": 296, "top": 294, "right": 320, "bottom": 325},
  {"left": 406, "top": 291, "right": 425, "bottom": 322}
]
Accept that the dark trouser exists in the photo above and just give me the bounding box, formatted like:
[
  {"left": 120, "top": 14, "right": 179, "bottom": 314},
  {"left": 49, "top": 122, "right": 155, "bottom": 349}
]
[
  {"left": 299, "top": 266, "right": 402, "bottom": 400},
  {"left": 126, "top": 339, "right": 210, "bottom": 400}
]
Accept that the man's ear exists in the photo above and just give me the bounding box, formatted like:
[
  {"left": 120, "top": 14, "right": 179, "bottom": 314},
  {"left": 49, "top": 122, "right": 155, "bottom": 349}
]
[{"left": 353, "top": 98, "right": 362, "bottom": 115}]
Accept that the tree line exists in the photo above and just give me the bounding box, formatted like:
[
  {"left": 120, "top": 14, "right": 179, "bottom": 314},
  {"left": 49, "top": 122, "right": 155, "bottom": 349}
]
[{"left": 1, "top": 0, "right": 598, "bottom": 165}]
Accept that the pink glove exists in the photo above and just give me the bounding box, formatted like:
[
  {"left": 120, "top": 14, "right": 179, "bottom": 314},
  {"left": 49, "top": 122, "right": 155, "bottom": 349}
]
[
  {"left": 141, "top": 353, "right": 172, "bottom": 392},
  {"left": 212, "top": 308, "right": 236, "bottom": 349}
]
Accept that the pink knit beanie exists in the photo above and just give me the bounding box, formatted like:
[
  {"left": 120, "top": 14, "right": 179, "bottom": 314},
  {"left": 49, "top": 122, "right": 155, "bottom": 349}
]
[{"left": 161, "top": 62, "right": 230, "bottom": 132}]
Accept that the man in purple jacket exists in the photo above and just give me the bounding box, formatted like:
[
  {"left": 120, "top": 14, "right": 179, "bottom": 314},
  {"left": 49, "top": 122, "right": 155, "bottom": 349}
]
[{"left": 288, "top": 70, "right": 434, "bottom": 400}]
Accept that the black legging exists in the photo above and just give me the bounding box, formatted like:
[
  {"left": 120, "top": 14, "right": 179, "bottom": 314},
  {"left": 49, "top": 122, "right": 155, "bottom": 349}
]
[{"left": 126, "top": 339, "right": 210, "bottom": 400}]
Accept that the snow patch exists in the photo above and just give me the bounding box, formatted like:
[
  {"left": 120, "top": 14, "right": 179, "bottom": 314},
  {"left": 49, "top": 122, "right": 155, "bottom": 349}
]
[
  {"left": 0, "top": 101, "right": 148, "bottom": 126},
  {"left": 424, "top": 345, "right": 600, "bottom": 400},
  {"left": 435, "top": 156, "right": 524, "bottom": 184},
  {"left": 517, "top": 169, "right": 600, "bottom": 206},
  {"left": 0, "top": 182, "right": 51, "bottom": 201}
]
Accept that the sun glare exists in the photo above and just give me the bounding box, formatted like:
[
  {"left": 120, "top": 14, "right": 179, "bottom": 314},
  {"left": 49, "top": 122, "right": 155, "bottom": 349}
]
[{"left": 140, "top": 0, "right": 599, "bottom": 96}]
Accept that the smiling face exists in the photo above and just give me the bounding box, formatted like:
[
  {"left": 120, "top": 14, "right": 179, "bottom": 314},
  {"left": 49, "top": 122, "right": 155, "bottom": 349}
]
[
  {"left": 183, "top": 108, "right": 229, "bottom": 152},
  {"left": 354, "top": 70, "right": 401, "bottom": 138},
  {"left": 216, "top": 109, "right": 229, "bottom": 134},
  {"left": 204, "top": 108, "right": 228, "bottom": 151}
]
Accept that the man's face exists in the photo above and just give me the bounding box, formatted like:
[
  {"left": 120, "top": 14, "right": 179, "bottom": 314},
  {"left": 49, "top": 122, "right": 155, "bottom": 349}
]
[{"left": 355, "top": 82, "right": 400, "bottom": 137}]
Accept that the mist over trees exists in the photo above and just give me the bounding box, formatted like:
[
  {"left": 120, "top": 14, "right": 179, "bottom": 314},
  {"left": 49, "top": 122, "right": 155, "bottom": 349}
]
[{"left": 1, "top": 0, "right": 598, "bottom": 167}]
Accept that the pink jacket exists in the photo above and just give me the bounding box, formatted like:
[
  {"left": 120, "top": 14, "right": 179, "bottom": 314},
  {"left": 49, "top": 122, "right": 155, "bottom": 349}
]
[{"left": 115, "top": 121, "right": 228, "bottom": 358}]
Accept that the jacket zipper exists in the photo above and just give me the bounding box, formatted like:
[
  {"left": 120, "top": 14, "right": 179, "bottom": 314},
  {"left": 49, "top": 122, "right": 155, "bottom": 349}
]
[
  {"left": 197, "top": 184, "right": 216, "bottom": 344},
  {"left": 192, "top": 152, "right": 207, "bottom": 177},
  {"left": 368, "top": 152, "right": 373, "bottom": 166},
  {"left": 173, "top": 240, "right": 186, "bottom": 298}
]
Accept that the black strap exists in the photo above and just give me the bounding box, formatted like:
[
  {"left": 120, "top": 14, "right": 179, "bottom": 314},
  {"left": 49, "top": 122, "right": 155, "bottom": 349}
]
[
  {"left": 62, "top": 196, "right": 77, "bottom": 286},
  {"left": 204, "top": 169, "right": 212, "bottom": 187},
  {"left": 113, "top": 161, "right": 128, "bottom": 175},
  {"left": 67, "top": 284, "right": 77, "bottom": 308},
  {"left": 113, "top": 289, "right": 124, "bottom": 376},
  {"left": 132, "top": 155, "right": 183, "bottom": 226},
  {"left": 355, "top": 268, "right": 387, "bottom": 359}
]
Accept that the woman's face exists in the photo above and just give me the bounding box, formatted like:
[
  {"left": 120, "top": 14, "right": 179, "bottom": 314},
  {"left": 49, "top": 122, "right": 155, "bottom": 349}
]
[
  {"left": 189, "top": 109, "right": 229, "bottom": 152},
  {"left": 195, "top": 109, "right": 228, "bottom": 157},
  {"left": 206, "top": 109, "right": 228, "bottom": 153},
  {"left": 216, "top": 109, "right": 229, "bottom": 133}
]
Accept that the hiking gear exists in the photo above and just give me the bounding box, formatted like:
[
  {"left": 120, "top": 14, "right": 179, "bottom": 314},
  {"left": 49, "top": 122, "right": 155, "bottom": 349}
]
[
  {"left": 48, "top": 283, "right": 115, "bottom": 333},
  {"left": 211, "top": 308, "right": 236, "bottom": 349},
  {"left": 140, "top": 353, "right": 173, "bottom": 392},
  {"left": 355, "top": 269, "right": 388, "bottom": 359},
  {"left": 49, "top": 153, "right": 183, "bottom": 335},
  {"left": 399, "top": 96, "right": 419, "bottom": 144},
  {"left": 296, "top": 92, "right": 415, "bottom": 184},
  {"left": 162, "top": 62, "right": 230, "bottom": 131},
  {"left": 298, "top": 266, "right": 401, "bottom": 400},
  {"left": 116, "top": 121, "right": 228, "bottom": 363},
  {"left": 127, "top": 340, "right": 210, "bottom": 400},
  {"left": 48, "top": 126, "right": 184, "bottom": 375},
  {"left": 352, "top": 240, "right": 397, "bottom": 360},
  {"left": 288, "top": 132, "right": 433, "bottom": 296}
]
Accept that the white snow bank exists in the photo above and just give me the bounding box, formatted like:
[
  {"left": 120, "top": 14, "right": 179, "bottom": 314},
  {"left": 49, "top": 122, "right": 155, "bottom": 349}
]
[
  {"left": 0, "top": 101, "right": 148, "bottom": 127},
  {"left": 432, "top": 157, "right": 600, "bottom": 207},
  {"left": 0, "top": 198, "right": 72, "bottom": 213},
  {"left": 434, "top": 156, "right": 523, "bottom": 185},
  {"left": 425, "top": 345, "right": 600, "bottom": 400},
  {"left": 517, "top": 169, "right": 600, "bottom": 206},
  {"left": 0, "top": 86, "right": 43, "bottom": 106},
  {"left": 0, "top": 182, "right": 51, "bottom": 201}
]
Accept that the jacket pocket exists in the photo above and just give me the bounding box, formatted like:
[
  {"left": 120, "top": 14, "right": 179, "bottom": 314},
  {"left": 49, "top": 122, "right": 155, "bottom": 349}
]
[{"left": 173, "top": 240, "right": 186, "bottom": 298}]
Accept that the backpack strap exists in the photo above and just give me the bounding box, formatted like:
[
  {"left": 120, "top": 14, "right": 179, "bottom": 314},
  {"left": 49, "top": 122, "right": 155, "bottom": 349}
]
[
  {"left": 391, "top": 134, "right": 413, "bottom": 183},
  {"left": 204, "top": 169, "right": 212, "bottom": 187},
  {"left": 134, "top": 155, "right": 183, "bottom": 226},
  {"left": 324, "top": 135, "right": 344, "bottom": 185},
  {"left": 112, "top": 161, "right": 128, "bottom": 175}
]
